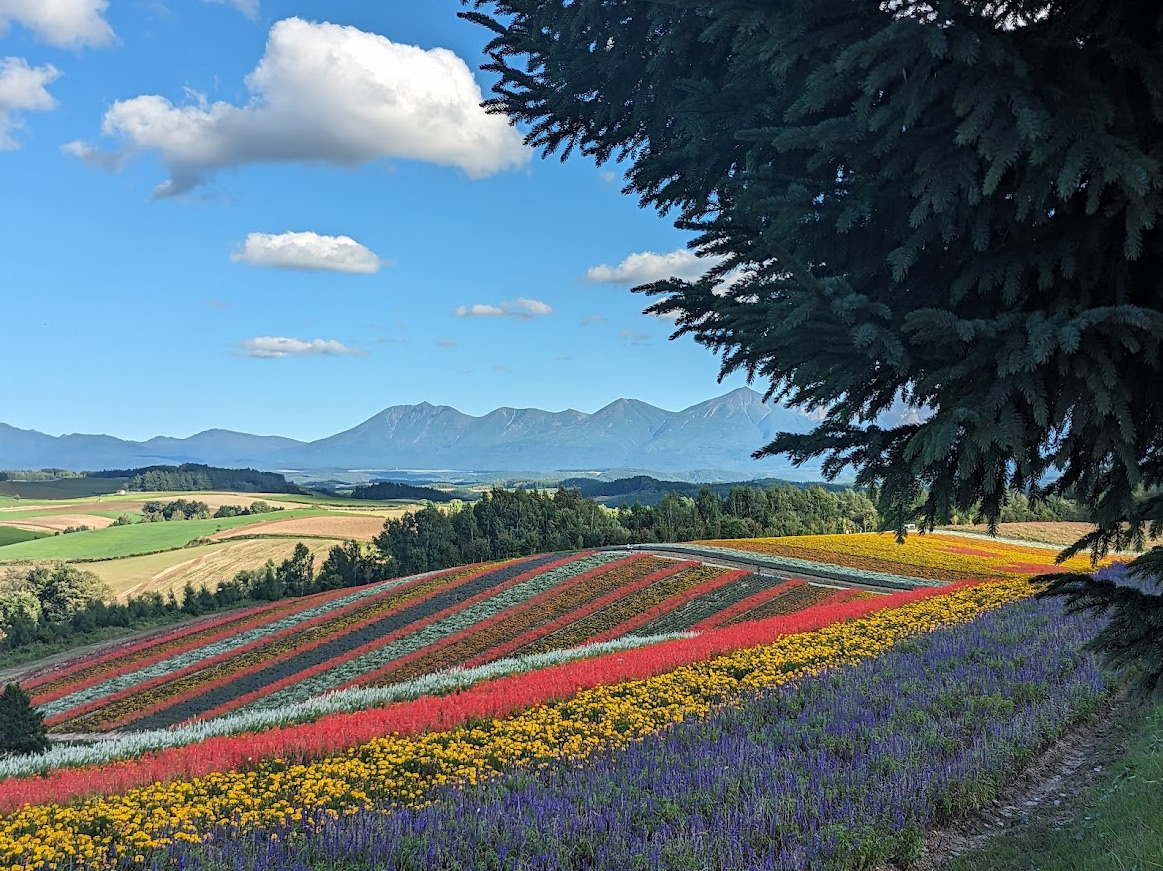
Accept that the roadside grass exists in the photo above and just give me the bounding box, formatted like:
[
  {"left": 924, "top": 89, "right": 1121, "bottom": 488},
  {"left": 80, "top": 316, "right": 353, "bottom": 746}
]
[
  {"left": 943, "top": 700, "right": 1163, "bottom": 871},
  {"left": 0, "top": 509, "right": 330, "bottom": 561}
]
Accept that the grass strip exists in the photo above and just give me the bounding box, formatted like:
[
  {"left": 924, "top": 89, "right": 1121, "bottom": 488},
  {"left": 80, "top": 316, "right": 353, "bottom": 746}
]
[{"left": 942, "top": 700, "right": 1163, "bottom": 871}]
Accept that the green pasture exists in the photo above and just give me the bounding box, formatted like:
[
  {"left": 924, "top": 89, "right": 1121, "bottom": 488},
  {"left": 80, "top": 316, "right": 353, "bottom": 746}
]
[
  {"left": 0, "top": 508, "right": 330, "bottom": 561},
  {"left": 0, "top": 508, "right": 137, "bottom": 522},
  {"left": 0, "top": 527, "right": 51, "bottom": 548}
]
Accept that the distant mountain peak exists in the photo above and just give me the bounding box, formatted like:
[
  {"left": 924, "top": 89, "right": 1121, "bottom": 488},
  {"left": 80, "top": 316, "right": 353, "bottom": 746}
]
[{"left": 0, "top": 390, "right": 824, "bottom": 479}]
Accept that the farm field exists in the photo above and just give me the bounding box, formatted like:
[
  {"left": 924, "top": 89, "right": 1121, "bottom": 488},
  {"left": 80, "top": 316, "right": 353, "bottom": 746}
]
[
  {"left": 86, "top": 538, "right": 346, "bottom": 599},
  {"left": 0, "top": 509, "right": 332, "bottom": 561},
  {"left": 940, "top": 520, "right": 1152, "bottom": 549},
  {"left": 0, "top": 533, "right": 1128, "bottom": 871},
  {"left": 211, "top": 513, "right": 394, "bottom": 542}
]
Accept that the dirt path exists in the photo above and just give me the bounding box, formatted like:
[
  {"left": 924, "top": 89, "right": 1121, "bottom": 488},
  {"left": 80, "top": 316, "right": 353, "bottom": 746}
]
[{"left": 875, "top": 697, "right": 1126, "bottom": 870}]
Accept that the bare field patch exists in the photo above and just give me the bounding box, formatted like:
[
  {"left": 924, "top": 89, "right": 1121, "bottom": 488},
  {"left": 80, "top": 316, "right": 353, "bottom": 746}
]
[
  {"left": 212, "top": 514, "right": 392, "bottom": 542},
  {"left": 0, "top": 492, "right": 304, "bottom": 517},
  {"left": 943, "top": 522, "right": 1102, "bottom": 548},
  {"left": 89, "top": 539, "right": 344, "bottom": 600},
  {"left": 0, "top": 514, "right": 116, "bottom": 533}
]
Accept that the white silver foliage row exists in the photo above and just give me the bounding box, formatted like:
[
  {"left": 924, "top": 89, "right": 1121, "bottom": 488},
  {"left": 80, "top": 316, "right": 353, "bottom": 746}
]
[
  {"left": 1, "top": 632, "right": 693, "bottom": 779},
  {"left": 651, "top": 544, "right": 942, "bottom": 589}
]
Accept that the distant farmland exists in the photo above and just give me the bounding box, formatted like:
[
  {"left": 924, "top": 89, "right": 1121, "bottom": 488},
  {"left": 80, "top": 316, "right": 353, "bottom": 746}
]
[
  {"left": 92, "top": 538, "right": 346, "bottom": 600},
  {"left": 0, "top": 509, "right": 330, "bottom": 561},
  {"left": 0, "top": 478, "right": 130, "bottom": 500}
]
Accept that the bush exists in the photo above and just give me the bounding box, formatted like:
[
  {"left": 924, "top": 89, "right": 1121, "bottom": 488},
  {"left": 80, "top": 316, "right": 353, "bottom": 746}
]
[{"left": 0, "top": 683, "right": 49, "bottom": 756}]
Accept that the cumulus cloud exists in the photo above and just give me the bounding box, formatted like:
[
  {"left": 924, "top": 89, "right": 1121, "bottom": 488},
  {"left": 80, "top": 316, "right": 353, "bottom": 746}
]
[
  {"left": 0, "top": 0, "right": 114, "bottom": 47},
  {"left": 586, "top": 249, "right": 724, "bottom": 285},
  {"left": 230, "top": 231, "right": 384, "bottom": 274},
  {"left": 0, "top": 57, "right": 59, "bottom": 150},
  {"left": 434, "top": 338, "right": 456, "bottom": 348},
  {"left": 580, "top": 314, "right": 608, "bottom": 326},
  {"left": 619, "top": 329, "right": 653, "bottom": 346},
  {"left": 202, "top": 0, "right": 258, "bottom": 19},
  {"left": 67, "top": 17, "right": 528, "bottom": 196},
  {"left": 239, "top": 336, "right": 362, "bottom": 358},
  {"left": 454, "top": 297, "right": 554, "bottom": 319}
]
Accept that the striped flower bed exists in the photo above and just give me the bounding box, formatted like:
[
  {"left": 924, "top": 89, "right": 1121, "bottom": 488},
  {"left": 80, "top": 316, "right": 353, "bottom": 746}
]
[
  {"left": 350, "top": 554, "right": 684, "bottom": 687},
  {"left": 198, "top": 594, "right": 1105, "bottom": 871},
  {"left": 708, "top": 581, "right": 851, "bottom": 629},
  {"left": 635, "top": 572, "right": 811, "bottom": 634},
  {"left": 119, "top": 552, "right": 616, "bottom": 730},
  {"left": 0, "top": 580, "right": 993, "bottom": 813},
  {"left": 0, "top": 633, "right": 693, "bottom": 782},
  {"left": 0, "top": 578, "right": 1035, "bottom": 869},
  {"left": 49, "top": 558, "right": 537, "bottom": 731},
  {"left": 38, "top": 560, "right": 505, "bottom": 721}
]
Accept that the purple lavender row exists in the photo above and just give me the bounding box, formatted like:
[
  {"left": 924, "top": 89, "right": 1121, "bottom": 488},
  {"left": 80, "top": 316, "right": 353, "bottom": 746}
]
[{"left": 152, "top": 597, "right": 1109, "bottom": 871}]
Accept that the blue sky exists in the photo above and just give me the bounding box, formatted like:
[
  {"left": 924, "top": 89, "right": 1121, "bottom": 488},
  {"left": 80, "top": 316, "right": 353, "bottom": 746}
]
[{"left": 1, "top": 0, "right": 755, "bottom": 442}]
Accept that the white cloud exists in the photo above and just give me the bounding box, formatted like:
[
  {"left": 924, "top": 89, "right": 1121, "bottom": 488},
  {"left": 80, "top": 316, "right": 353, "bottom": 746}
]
[
  {"left": 230, "top": 231, "right": 384, "bottom": 274},
  {"left": 586, "top": 249, "right": 724, "bottom": 285},
  {"left": 202, "top": 0, "right": 258, "bottom": 20},
  {"left": 68, "top": 17, "right": 528, "bottom": 196},
  {"left": 454, "top": 297, "right": 554, "bottom": 319},
  {"left": 619, "top": 329, "right": 652, "bottom": 346},
  {"left": 0, "top": 57, "right": 59, "bottom": 150},
  {"left": 0, "top": 0, "right": 114, "bottom": 47},
  {"left": 239, "top": 336, "right": 362, "bottom": 358},
  {"left": 60, "top": 138, "right": 126, "bottom": 168}
]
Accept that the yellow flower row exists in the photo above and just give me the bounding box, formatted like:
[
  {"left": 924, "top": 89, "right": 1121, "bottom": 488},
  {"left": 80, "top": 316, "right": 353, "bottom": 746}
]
[
  {"left": 696, "top": 532, "right": 1102, "bottom": 580},
  {"left": 0, "top": 578, "right": 1033, "bottom": 871}
]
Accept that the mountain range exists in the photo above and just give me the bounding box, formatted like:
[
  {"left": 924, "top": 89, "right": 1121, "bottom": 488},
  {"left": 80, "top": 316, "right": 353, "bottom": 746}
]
[{"left": 0, "top": 388, "right": 828, "bottom": 480}]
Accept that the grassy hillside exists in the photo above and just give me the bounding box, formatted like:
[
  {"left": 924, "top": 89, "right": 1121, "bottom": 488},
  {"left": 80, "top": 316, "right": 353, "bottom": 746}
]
[{"left": 0, "top": 527, "right": 50, "bottom": 547}]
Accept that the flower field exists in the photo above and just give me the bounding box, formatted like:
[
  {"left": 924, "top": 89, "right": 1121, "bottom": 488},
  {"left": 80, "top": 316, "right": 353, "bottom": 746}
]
[
  {"left": 0, "top": 533, "right": 1121, "bottom": 871},
  {"left": 688, "top": 530, "right": 1107, "bottom": 582},
  {"left": 0, "top": 574, "right": 1109, "bottom": 871},
  {"left": 25, "top": 549, "right": 857, "bottom": 734}
]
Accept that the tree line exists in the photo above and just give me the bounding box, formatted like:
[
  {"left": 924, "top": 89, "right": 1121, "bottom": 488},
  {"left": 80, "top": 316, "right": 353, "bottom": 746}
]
[{"left": 90, "top": 464, "right": 303, "bottom": 494}]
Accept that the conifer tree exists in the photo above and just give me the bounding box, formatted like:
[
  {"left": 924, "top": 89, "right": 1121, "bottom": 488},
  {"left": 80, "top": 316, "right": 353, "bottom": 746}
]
[
  {"left": 0, "top": 683, "right": 49, "bottom": 756},
  {"left": 464, "top": 1, "right": 1163, "bottom": 689}
]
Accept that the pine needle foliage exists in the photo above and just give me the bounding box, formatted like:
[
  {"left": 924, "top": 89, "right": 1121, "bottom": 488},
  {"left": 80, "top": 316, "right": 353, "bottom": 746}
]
[
  {"left": 0, "top": 684, "right": 49, "bottom": 757},
  {"left": 464, "top": 0, "right": 1163, "bottom": 686}
]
